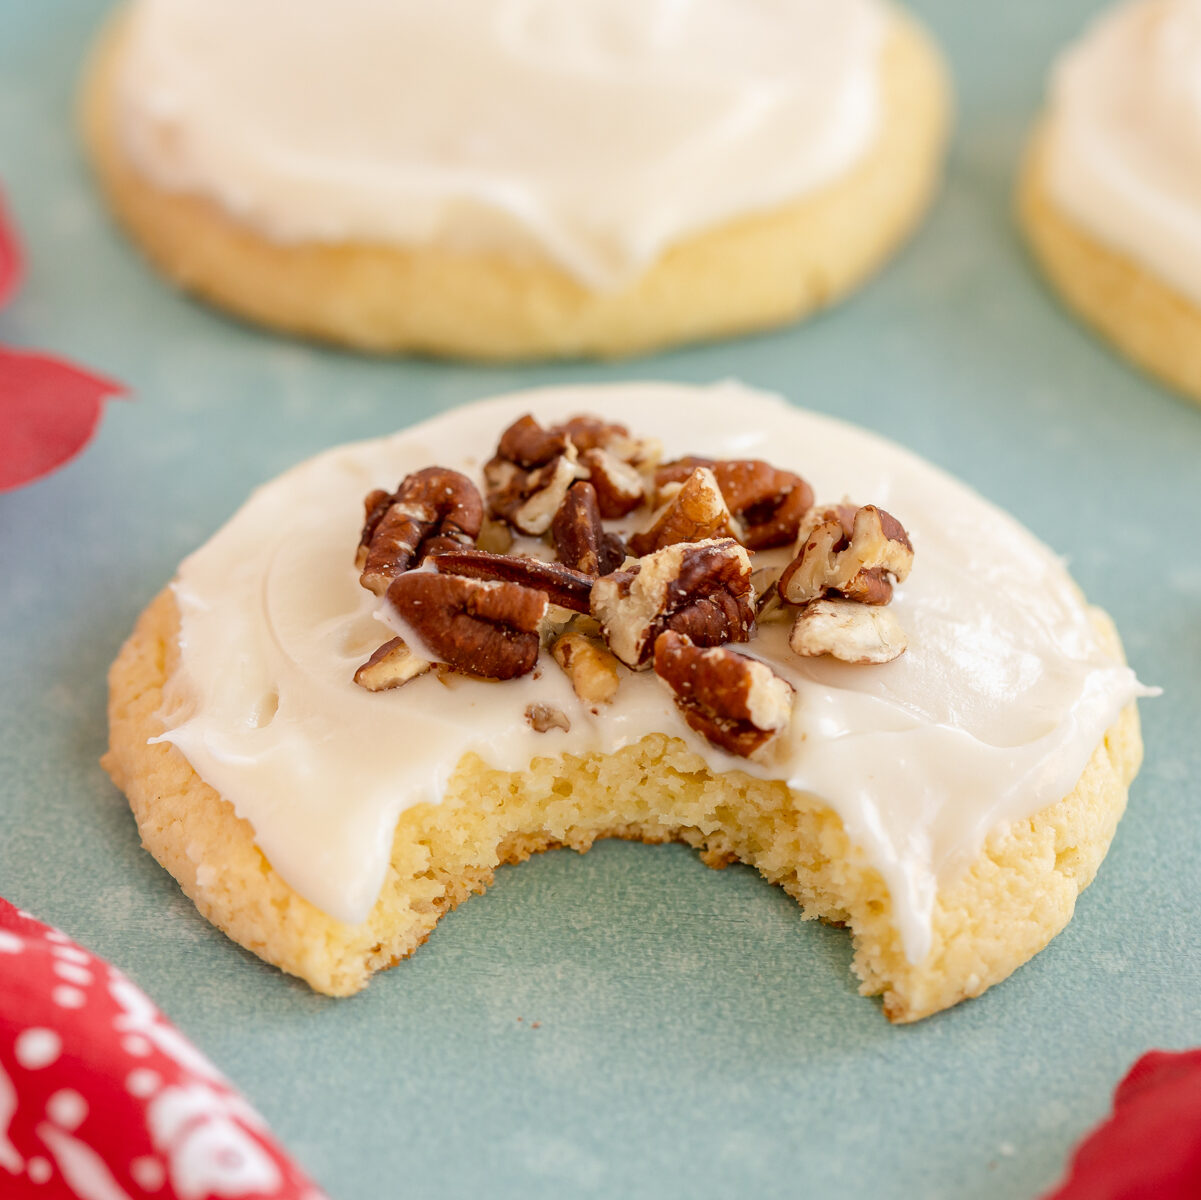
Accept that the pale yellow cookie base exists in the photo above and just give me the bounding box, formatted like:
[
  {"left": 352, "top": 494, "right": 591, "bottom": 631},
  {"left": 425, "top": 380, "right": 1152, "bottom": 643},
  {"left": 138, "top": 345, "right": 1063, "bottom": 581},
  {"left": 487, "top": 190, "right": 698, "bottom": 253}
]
[
  {"left": 103, "top": 589, "right": 1142, "bottom": 1022},
  {"left": 81, "top": 10, "right": 949, "bottom": 361},
  {"left": 1020, "top": 126, "right": 1201, "bottom": 406}
]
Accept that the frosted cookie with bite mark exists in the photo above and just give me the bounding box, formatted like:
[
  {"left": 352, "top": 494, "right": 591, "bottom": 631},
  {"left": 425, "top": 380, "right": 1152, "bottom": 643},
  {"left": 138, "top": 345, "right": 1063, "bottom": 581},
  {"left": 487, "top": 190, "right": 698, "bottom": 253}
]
[
  {"left": 102, "top": 383, "right": 1149, "bottom": 1022},
  {"left": 81, "top": 0, "right": 950, "bottom": 361},
  {"left": 1021, "top": 0, "right": 1201, "bottom": 406}
]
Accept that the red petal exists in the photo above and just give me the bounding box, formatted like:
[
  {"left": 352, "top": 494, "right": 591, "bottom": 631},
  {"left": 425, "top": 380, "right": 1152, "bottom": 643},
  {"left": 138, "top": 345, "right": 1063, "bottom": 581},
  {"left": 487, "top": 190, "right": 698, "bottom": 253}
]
[
  {"left": 0, "top": 190, "right": 23, "bottom": 308},
  {"left": 1043, "top": 1049, "right": 1201, "bottom": 1200},
  {"left": 0, "top": 347, "right": 126, "bottom": 492}
]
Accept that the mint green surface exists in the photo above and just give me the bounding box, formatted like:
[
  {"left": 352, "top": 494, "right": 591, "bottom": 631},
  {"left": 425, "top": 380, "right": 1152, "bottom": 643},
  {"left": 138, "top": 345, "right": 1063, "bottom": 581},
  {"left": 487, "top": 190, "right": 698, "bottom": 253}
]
[{"left": 2, "top": 3, "right": 1199, "bottom": 1197}]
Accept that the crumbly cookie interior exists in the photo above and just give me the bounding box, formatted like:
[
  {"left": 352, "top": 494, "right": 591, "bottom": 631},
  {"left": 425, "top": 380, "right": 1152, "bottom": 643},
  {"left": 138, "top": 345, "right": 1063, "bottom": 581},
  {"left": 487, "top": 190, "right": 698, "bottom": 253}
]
[{"left": 105, "top": 589, "right": 1141, "bottom": 1022}]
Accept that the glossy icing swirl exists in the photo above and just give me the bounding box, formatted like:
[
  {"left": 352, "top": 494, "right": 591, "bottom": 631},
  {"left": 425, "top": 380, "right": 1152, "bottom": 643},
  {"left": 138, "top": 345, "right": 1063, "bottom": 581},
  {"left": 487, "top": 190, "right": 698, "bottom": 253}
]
[
  {"left": 1047, "top": 0, "right": 1201, "bottom": 305},
  {"left": 152, "top": 383, "right": 1148, "bottom": 964},
  {"left": 114, "top": 0, "right": 887, "bottom": 289}
]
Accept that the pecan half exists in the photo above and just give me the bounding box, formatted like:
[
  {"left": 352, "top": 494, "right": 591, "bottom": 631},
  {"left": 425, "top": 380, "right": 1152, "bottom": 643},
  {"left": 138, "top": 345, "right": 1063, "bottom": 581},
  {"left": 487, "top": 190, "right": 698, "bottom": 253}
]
[
  {"left": 385, "top": 572, "right": 547, "bottom": 680},
  {"left": 655, "top": 458, "right": 813, "bottom": 550},
  {"left": 590, "top": 538, "right": 755, "bottom": 669},
  {"left": 653, "top": 631, "right": 793, "bottom": 758},
  {"left": 778, "top": 504, "right": 913, "bottom": 606},
  {"left": 431, "top": 547, "right": 594, "bottom": 613},
  {"left": 552, "top": 632, "right": 621, "bottom": 706},
  {"left": 352, "top": 637, "right": 432, "bottom": 691},
  {"left": 357, "top": 467, "right": 483, "bottom": 595},
  {"left": 484, "top": 415, "right": 586, "bottom": 536},
  {"left": 628, "top": 467, "right": 742, "bottom": 556},
  {"left": 789, "top": 599, "right": 907, "bottom": 665},
  {"left": 552, "top": 482, "right": 626, "bottom": 577}
]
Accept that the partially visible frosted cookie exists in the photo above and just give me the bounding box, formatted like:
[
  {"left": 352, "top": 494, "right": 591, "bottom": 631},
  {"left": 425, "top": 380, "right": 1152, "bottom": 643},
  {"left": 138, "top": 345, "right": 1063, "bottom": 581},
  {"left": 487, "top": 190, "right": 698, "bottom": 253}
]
[
  {"left": 1021, "top": 0, "right": 1201, "bottom": 405},
  {"left": 82, "top": 0, "right": 949, "bottom": 360},
  {"left": 103, "top": 383, "right": 1147, "bottom": 1021}
]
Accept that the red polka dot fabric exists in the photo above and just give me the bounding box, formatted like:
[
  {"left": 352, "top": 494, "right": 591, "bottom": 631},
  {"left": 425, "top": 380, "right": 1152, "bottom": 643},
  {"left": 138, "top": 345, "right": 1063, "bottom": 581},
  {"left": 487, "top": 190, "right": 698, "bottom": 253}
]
[{"left": 0, "top": 898, "right": 329, "bottom": 1200}]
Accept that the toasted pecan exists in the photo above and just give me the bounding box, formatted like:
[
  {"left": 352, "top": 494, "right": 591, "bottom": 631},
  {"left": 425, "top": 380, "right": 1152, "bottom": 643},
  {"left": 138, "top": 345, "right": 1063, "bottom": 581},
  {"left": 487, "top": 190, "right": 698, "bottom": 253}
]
[
  {"left": 431, "top": 547, "right": 594, "bottom": 613},
  {"left": 590, "top": 538, "right": 755, "bottom": 669},
  {"left": 385, "top": 572, "right": 547, "bottom": 680},
  {"left": 357, "top": 467, "right": 483, "bottom": 595},
  {"left": 654, "top": 457, "right": 813, "bottom": 550},
  {"left": 653, "top": 631, "right": 793, "bottom": 757},
  {"left": 778, "top": 504, "right": 913, "bottom": 607},
  {"left": 552, "top": 482, "right": 626, "bottom": 577}
]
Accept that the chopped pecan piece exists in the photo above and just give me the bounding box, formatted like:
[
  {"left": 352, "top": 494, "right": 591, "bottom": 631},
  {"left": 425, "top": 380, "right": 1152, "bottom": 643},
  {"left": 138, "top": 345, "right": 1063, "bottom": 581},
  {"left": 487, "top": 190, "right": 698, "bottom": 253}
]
[
  {"left": 752, "top": 565, "right": 790, "bottom": 625},
  {"left": 751, "top": 563, "right": 785, "bottom": 597},
  {"left": 484, "top": 415, "right": 587, "bottom": 536},
  {"left": 498, "top": 414, "right": 570, "bottom": 468},
  {"left": 539, "top": 603, "right": 582, "bottom": 647},
  {"left": 579, "top": 447, "right": 646, "bottom": 518},
  {"left": 352, "top": 637, "right": 432, "bottom": 691},
  {"left": 431, "top": 547, "right": 593, "bottom": 613},
  {"left": 552, "top": 632, "right": 621, "bottom": 706},
  {"left": 551, "top": 415, "right": 660, "bottom": 468},
  {"left": 525, "top": 703, "right": 571, "bottom": 733},
  {"left": 360, "top": 488, "right": 391, "bottom": 540},
  {"left": 489, "top": 459, "right": 584, "bottom": 538},
  {"left": 628, "top": 467, "right": 742, "bottom": 556},
  {"left": 552, "top": 416, "right": 654, "bottom": 516},
  {"left": 357, "top": 467, "right": 483, "bottom": 595},
  {"left": 385, "top": 572, "right": 547, "bottom": 680},
  {"left": 552, "top": 482, "right": 626, "bottom": 577},
  {"left": 653, "top": 631, "right": 793, "bottom": 758},
  {"left": 778, "top": 504, "right": 913, "bottom": 607},
  {"left": 789, "top": 599, "right": 907, "bottom": 664},
  {"left": 655, "top": 458, "right": 814, "bottom": 550},
  {"left": 590, "top": 538, "right": 755, "bottom": 669}
]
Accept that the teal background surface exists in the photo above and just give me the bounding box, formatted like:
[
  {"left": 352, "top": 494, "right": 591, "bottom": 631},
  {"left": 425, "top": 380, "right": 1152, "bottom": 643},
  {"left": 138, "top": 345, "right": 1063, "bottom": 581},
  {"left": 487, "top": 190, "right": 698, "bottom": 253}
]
[{"left": 2, "top": 3, "right": 1199, "bottom": 1197}]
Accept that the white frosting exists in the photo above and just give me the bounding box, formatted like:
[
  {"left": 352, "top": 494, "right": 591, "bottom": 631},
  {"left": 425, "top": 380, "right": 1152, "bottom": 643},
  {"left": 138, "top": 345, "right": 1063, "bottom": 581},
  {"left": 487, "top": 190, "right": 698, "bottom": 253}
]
[
  {"left": 152, "top": 383, "right": 1148, "bottom": 965},
  {"left": 113, "top": 0, "right": 887, "bottom": 289},
  {"left": 1047, "top": 0, "right": 1201, "bottom": 306}
]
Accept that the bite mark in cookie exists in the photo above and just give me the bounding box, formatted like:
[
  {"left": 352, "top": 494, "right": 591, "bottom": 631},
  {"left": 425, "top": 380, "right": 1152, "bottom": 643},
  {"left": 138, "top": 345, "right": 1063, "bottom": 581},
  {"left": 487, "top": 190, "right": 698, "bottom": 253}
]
[{"left": 103, "top": 384, "right": 1148, "bottom": 1022}]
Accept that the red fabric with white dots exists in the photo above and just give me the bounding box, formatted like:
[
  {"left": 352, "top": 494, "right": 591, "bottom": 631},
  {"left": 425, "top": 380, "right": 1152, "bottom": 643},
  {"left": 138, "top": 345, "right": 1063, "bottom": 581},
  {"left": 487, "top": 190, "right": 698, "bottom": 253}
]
[
  {"left": 0, "top": 898, "right": 328, "bottom": 1200},
  {"left": 6, "top": 891, "right": 1199, "bottom": 1199}
]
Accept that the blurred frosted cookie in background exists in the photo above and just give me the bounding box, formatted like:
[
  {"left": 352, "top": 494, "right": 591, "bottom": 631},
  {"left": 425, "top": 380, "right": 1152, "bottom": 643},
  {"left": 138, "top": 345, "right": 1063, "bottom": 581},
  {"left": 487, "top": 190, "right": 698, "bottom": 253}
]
[
  {"left": 1021, "top": 0, "right": 1201, "bottom": 406},
  {"left": 82, "top": 0, "right": 950, "bottom": 360}
]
